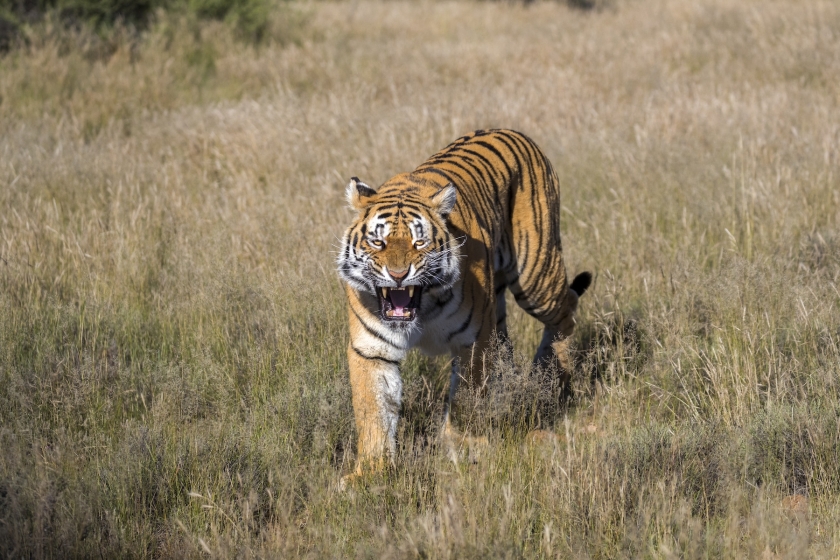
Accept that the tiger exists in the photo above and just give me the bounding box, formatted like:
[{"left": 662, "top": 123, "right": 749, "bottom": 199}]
[{"left": 337, "top": 129, "right": 591, "bottom": 483}]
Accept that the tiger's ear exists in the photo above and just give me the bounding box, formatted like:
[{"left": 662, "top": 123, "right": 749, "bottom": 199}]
[
  {"left": 346, "top": 177, "right": 377, "bottom": 210},
  {"left": 431, "top": 184, "right": 457, "bottom": 218}
]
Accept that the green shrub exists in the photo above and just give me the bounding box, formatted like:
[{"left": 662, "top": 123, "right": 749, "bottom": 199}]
[
  {"left": 0, "top": 0, "right": 275, "bottom": 49},
  {"left": 0, "top": 0, "right": 163, "bottom": 28},
  {"left": 59, "top": 0, "right": 163, "bottom": 26},
  {"left": 0, "top": 4, "right": 23, "bottom": 50},
  {"left": 188, "top": 0, "right": 271, "bottom": 43}
]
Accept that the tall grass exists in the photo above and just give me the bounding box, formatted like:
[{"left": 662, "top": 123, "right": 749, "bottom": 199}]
[{"left": 1, "top": 0, "right": 839, "bottom": 556}]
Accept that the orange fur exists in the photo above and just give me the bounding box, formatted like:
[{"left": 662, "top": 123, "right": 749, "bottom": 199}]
[{"left": 337, "top": 130, "right": 591, "bottom": 483}]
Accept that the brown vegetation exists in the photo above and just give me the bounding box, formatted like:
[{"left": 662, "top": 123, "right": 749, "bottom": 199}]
[{"left": 1, "top": 0, "right": 839, "bottom": 557}]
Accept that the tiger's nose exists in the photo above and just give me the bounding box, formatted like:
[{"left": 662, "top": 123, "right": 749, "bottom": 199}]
[{"left": 389, "top": 267, "right": 409, "bottom": 284}]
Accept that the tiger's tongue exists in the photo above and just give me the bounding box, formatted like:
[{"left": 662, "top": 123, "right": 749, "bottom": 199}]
[{"left": 390, "top": 289, "right": 412, "bottom": 309}]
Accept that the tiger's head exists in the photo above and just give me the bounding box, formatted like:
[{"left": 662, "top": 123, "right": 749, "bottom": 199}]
[{"left": 337, "top": 175, "right": 461, "bottom": 325}]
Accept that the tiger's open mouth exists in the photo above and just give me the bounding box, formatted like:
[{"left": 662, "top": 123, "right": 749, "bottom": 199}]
[{"left": 377, "top": 286, "right": 422, "bottom": 322}]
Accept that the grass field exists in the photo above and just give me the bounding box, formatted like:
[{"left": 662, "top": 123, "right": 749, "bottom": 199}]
[{"left": 2, "top": 0, "right": 840, "bottom": 557}]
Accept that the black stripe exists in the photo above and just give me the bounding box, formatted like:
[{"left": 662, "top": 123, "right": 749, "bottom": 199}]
[
  {"left": 471, "top": 142, "right": 508, "bottom": 208},
  {"left": 418, "top": 167, "right": 456, "bottom": 185},
  {"left": 494, "top": 134, "right": 526, "bottom": 183},
  {"left": 460, "top": 147, "right": 500, "bottom": 182},
  {"left": 457, "top": 193, "right": 489, "bottom": 232},
  {"left": 351, "top": 345, "right": 401, "bottom": 366},
  {"left": 474, "top": 141, "right": 512, "bottom": 179},
  {"left": 519, "top": 231, "right": 530, "bottom": 274},
  {"left": 350, "top": 304, "right": 405, "bottom": 350},
  {"left": 424, "top": 156, "right": 454, "bottom": 166},
  {"left": 461, "top": 149, "right": 504, "bottom": 211},
  {"left": 447, "top": 307, "right": 474, "bottom": 342},
  {"left": 440, "top": 157, "right": 485, "bottom": 193},
  {"left": 507, "top": 132, "right": 540, "bottom": 193},
  {"left": 434, "top": 288, "right": 454, "bottom": 308},
  {"left": 444, "top": 287, "right": 465, "bottom": 319}
]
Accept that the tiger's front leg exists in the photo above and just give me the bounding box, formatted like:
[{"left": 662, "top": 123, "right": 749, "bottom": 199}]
[
  {"left": 346, "top": 343, "right": 402, "bottom": 476},
  {"left": 342, "top": 291, "right": 407, "bottom": 487},
  {"left": 440, "top": 292, "right": 496, "bottom": 465}
]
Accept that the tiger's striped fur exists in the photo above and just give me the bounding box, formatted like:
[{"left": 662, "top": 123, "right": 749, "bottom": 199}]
[{"left": 337, "top": 129, "right": 591, "bottom": 481}]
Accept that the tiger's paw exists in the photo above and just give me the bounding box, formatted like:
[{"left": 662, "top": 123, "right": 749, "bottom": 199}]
[
  {"left": 338, "top": 471, "right": 361, "bottom": 493},
  {"left": 338, "top": 456, "right": 390, "bottom": 492},
  {"left": 524, "top": 429, "right": 566, "bottom": 456},
  {"left": 441, "top": 425, "right": 489, "bottom": 465}
]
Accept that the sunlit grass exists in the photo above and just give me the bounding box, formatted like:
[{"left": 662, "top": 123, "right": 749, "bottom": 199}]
[{"left": 1, "top": 0, "right": 839, "bottom": 557}]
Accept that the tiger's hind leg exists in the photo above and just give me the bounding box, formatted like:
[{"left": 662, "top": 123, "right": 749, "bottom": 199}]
[
  {"left": 493, "top": 269, "right": 512, "bottom": 348},
  {"left": 509, "top": 257, "right": 592, "bottom": 382},
  {"left": 441, "top": 356, "right": 490, "bottom": 465},
  {"left": 532, "top": 271, "right": 592, "bottom": 379}
]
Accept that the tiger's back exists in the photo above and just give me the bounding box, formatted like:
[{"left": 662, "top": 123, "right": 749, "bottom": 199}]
[
  {"left": 337, "top": 129, "right": 591, "bottom": 483},
  {"left": 410, "top": 129, "right": 576, "bottom": 351}
]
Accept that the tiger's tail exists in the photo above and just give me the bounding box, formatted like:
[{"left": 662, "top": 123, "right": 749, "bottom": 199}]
[{"left": 569, "top": 271, "right": 592, "bottom": 297}]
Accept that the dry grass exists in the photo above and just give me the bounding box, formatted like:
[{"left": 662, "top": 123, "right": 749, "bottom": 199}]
[{"left": 2, "top": 0, "right": 840, "bottom": 557}]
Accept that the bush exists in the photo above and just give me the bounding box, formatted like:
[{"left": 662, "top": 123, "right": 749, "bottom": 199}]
[
  {"left": 0, "top": 0, "right": 275, "bottom": 50},
  {"left": 189, "top": 0, "right": 271, "bottom": 43},
  {"left": 0, "top": 3, "right": 24, "bottom": 50}
]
